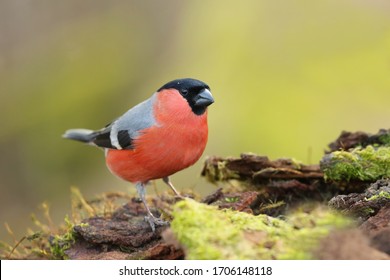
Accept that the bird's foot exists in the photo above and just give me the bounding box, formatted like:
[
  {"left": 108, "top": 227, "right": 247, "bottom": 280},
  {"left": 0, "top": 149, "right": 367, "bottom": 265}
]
[
  {"left": 144, "top": 215, "right": 169, "bottom": 232},
  {"left": 174, "top": 194, "right": 186, "bottom": 200}
]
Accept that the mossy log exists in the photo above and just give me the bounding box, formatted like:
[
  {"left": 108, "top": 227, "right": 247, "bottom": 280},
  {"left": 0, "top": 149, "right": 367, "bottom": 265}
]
[{"left": 2, "top": 129, "right": 390, "bottom": 260}]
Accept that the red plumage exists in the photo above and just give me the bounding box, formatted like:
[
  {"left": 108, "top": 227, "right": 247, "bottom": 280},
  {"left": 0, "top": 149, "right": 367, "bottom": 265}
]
[{"left": 106, "top": 89, "right": 209, "bottom": 182}]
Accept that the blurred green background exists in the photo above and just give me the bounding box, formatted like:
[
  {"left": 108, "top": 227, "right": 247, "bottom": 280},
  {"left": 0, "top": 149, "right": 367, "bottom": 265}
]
[{"left": 1, "top": 0, "right": 390, "bottom": 242}]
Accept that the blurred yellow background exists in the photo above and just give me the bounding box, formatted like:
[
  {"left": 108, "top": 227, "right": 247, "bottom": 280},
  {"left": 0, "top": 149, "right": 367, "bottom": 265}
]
[{"left": 1, "top": 0, "right": 390, "bottom": 242}]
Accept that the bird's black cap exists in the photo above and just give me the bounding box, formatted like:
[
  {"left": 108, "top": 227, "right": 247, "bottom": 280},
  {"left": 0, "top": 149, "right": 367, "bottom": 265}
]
[{"left": 158, "top": 78, "right": 209, "bottom": 92}]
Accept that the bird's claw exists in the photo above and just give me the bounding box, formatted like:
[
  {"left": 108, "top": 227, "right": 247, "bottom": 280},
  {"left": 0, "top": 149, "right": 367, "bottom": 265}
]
[
  {"left": 144, "top": 215, "right": 169, "bottom": 232},
  {"left": 174, "top": 194, "right": 186, "bottom": 200}
]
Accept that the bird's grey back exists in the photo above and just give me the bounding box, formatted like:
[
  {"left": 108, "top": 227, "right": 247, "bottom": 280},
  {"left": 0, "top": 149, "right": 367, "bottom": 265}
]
[
  {"left": 63, "top": 93, "right": 158, "bottom": 150},
  {"left": 109, "top": 93, "right": 158, "bottom": 149}
]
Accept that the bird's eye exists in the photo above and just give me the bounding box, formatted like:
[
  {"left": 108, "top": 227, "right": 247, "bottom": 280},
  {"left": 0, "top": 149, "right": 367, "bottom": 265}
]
[{"left": 181, "top": 89, "right": 188, "bottom": 96}]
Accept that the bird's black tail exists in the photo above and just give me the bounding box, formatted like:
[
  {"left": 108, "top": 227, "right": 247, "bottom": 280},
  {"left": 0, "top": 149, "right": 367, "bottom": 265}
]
[{"left": 62, "top": 129, "right": 96, "bottom": 143}]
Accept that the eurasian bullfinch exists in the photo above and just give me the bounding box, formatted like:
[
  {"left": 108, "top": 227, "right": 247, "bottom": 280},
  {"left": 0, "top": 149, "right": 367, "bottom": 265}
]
[{"left": 63, "top": 78, "right": 214, "bottom": 231}]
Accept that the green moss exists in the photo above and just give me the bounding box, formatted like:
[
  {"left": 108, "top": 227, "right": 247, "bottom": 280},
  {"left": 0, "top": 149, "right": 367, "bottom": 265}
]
[
  {"left": 378, "top": 133, "right": 390, "bottom": 146},
  {"left": 321, "top": 146, "right": 390, "bottom": 181},
  {"left": 203, "top": 157, "right": 241, "bottom": 183},
  {"left": 170, "top": 199, "right": 351, "bottom": 260},
  {"left": 366, "top": 190, "right": 390, "bottom": 201},
  {"left": 361, "top": 207, "right": 375, "bottom": 215},
  {"left": 258, "top": 200, "right": 285, "bottom": 214},
  {"left": 224, "top": 197, "right": 240, "bottom": 203},
  {"left": 170, "top": 199, "right": 255, "bottom": 259},
  {"left": 49, "top": 216, "right": 76, "bottom": 259},
  {"left": 290, "top": 158, "right": 303, "bottom": 169}
]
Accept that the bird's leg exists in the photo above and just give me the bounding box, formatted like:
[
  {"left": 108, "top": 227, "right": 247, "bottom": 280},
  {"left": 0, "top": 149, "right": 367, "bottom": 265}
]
[
  {"left": 163, "top": 177, "right": 185, "bottom": 198},
  {"left": 135, "top": 182, "right": 168, "bottom": 232}
]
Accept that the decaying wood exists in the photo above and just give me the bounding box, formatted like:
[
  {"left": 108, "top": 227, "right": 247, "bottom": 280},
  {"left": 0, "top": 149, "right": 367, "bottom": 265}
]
[
  {"left": 201, "top": 154, "right": 324, "bottom": 190},
  {"left": 360, "top": 205, "right": 390, "bottom": 234},
  {"left": 61, "top": 130, "right": 390, "bottom": 259},
  {"left": 201, "top": 153, "right": 354, "bottom": 209},
  {"left": 314, "top": 229, "right": 390, "bottom": 260},
  {"left": 202, "top": 153, "right": 323, "bottom": 182},
  {"left": 4, "top": 129, "right": 390, "bottom": 260},
  {"left": 328, "top": 179, "right": 390, "bottom": 220},
  {"left": 326, "top": 129, "right": 390, "bottom": 152},
  {"left": 65, "top": 185, "right": 276, "bottom": 259},
  {"left": 202, "top": 188, "right": 260, "bottom": 214},
  {"left": 66, "top": 200, "right": 183, "bottom": 260}
]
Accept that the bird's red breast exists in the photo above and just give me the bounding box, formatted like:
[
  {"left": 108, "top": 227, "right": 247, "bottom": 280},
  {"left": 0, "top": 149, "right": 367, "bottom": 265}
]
[{"left": 105, "top": 89, "right": 209, "bottom": 183}]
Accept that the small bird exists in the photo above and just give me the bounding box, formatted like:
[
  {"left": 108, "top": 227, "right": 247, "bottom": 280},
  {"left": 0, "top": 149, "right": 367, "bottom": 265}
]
[{"left": 63, "top": 78, "right": 214, "bottom": 231}]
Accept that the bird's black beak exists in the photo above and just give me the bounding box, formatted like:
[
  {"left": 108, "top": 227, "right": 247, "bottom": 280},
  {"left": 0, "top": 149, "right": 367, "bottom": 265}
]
[{"left": 194, "top": 89, "right": 214, "bottom": 107}]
